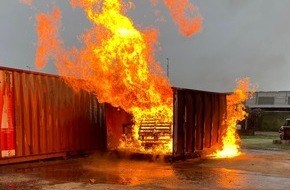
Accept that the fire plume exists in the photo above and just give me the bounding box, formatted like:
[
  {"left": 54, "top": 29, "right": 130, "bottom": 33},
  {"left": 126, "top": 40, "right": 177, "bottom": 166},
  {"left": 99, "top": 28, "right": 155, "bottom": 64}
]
[
  {"left": 68, "top": 0, "right": 173, "bottom": 154},
  {"left": 211, "top": 78, "right": 254, "bottom": 158},
  {"left": 33, "top": 0, "right": 201, "bottom": 154}
]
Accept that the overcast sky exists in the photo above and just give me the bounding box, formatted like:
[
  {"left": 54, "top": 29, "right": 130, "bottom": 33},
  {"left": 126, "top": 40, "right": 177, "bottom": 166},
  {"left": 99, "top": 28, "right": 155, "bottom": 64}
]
[{"left": 1, "top": 0, "right": 290, "bottom": 92}]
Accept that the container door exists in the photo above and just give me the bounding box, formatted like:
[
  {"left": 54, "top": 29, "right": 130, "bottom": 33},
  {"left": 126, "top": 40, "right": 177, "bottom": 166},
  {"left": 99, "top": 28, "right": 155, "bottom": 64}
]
[
  {"left": 0, "top": 71, "right": 15, "bottom": 158},
  {"left": 173, "top": 90, "right": 197, "bottom": 160}
]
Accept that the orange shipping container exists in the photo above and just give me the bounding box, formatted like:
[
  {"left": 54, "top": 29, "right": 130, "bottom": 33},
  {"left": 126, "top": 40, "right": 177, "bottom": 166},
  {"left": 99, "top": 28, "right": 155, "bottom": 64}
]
[{"left": 0, "top": 67, "right": 106, "bottom": 165}]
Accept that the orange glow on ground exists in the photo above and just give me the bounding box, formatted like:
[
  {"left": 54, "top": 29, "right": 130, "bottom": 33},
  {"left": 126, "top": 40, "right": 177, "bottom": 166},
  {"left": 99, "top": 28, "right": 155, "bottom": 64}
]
[{"left": 211, "top": 78, "right": 254, "bottom": 158}]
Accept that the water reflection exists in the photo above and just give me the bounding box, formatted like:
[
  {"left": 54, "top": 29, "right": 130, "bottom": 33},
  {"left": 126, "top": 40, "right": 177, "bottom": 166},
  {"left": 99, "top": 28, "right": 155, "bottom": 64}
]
[
  {"left": 172, "top": 160, "right": 250, "bottom": 189},
  {"left": 82, "top": 157, "right": 176, "bottom": 186},
  {"left": 11, "top": 156, "right": 176, "bottom": 187},
  {"left": 2, "top": 155, "right": 259, "bottom": 189},
  {"left": 215, "top": 168, "right": 243, "bottom": 189}
]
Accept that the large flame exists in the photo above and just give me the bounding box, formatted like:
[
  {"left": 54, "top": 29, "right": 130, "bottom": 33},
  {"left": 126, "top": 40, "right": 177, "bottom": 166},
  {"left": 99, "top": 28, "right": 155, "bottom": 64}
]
[
  {"left": 211, "top": 78, "right": 254, "bottom": 158},
  {"left": 33, "top": 0, "right": 202, "bottom": 154}
]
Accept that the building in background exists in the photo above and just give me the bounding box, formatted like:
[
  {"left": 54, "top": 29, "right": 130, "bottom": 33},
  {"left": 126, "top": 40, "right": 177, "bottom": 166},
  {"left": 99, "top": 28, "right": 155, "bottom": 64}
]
[
  {"left": 245, "top": 91, "right": 290, "bottom": 132},
  {"left": 246, "top": 91, "right": 290, "bottom": 111}
]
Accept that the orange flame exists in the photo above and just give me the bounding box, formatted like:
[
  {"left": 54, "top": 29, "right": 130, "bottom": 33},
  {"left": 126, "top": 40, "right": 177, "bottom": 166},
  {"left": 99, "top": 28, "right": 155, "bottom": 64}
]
[
  {"left": 211, "top": 78, "right": 254, "bottom": 158},
  {"left": 34, "top": 0, "right": 201, "bottom": 154},
  {"left": 150, "top": 0, "right": 202, "bottom": 36},
  {"left": 35, "top": 7, "right": 62, "bottom": 70},
  {"left": 19, "top": 0, "right": 32, "bottom": 5},
  {"left": 162, "top": 0, "right": 202, "bottom": 36}
]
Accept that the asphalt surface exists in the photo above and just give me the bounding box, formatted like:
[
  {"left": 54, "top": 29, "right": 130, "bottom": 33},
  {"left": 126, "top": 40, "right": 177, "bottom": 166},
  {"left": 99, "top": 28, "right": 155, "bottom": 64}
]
[{"left": 1, "top": 150, "right": 290, "bottom": 190}]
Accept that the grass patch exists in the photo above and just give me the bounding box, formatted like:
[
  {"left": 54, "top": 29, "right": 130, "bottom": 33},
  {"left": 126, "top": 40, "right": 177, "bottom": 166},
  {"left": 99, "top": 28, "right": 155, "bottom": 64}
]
[{"left": 240, "top": 131, "right": 290, "bottom": 151}]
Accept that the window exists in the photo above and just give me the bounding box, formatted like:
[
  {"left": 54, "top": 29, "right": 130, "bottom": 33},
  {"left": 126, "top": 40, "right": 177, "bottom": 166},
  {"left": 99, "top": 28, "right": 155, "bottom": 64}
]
[
  {"left": 258, "top": 97, "right": 274, "bottom": 105},
  {"left": 283, "top": 120, "right": 290, "bottom": 126}
]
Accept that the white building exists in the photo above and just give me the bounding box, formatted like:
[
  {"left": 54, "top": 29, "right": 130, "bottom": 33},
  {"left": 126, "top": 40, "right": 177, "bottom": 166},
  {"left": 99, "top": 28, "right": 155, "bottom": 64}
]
[{"left": 246, "top": 91, "right": 290, "bottom": 111}]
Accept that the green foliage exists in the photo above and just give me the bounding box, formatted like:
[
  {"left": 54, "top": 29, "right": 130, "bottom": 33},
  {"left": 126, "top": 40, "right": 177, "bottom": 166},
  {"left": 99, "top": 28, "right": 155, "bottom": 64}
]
[
  {"left": 246, "top": 109, "right": 290, "bottom": 132},
  {"left": 246, "top": 108, "right": 263, "bottom": 133},
  {"left": 260, "top": 111, "right": 290, "bottom": 131}
]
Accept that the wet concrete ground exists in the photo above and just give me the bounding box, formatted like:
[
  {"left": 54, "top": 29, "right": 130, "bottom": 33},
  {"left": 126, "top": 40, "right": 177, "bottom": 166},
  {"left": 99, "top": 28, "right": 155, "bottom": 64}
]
[{"left": 1, "top": 149, "right": 290, "bottom": 190}]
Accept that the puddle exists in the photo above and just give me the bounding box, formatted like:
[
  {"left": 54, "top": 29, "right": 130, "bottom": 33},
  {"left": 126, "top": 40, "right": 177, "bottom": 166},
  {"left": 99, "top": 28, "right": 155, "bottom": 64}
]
[{"left": 1, "top": 153, "right": 290, "bottom": 189}]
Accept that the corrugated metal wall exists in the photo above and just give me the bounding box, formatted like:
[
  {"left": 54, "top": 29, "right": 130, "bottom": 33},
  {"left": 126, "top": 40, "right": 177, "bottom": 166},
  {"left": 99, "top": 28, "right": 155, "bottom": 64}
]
[
  {"left": 0, "top": 66, "right": 228, "bottom": 163},
  {"left": 173, "top": 88, "right": 227, "bottom": 159},
  {"left": 0, "top": 67, "right": 106, "bottom": 164},
  {"left": 103, "top": 87, "right": 227, "bottom": 160}
]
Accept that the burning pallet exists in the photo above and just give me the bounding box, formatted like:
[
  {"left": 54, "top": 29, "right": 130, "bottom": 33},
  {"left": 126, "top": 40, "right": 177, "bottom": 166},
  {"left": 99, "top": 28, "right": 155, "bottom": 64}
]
[
  {"left": 123, "top": 120, "right": 172, "bottom": 149},
  {"left": 138, "top": 120, "right": 172, "bottom": 148}
]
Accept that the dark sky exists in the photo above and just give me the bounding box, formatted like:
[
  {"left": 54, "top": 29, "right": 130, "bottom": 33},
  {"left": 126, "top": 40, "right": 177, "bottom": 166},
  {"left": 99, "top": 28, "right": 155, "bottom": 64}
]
[{"left": 1, "top": 0, "right": 290, "bottom": 92}]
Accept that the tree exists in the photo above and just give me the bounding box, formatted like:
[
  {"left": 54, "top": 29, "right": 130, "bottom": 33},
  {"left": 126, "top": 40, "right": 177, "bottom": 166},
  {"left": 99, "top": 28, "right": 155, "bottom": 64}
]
[{"left": 246, "top": 107, "right": 263, "bottom": 135}]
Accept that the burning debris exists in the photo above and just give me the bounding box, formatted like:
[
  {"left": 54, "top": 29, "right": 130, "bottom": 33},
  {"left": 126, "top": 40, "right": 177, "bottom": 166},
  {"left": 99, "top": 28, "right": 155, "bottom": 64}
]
[
  {"left": 119, "top": 119, "right": 172, "bottom": 154},
  {"left": 138, "top": 120, "right": 172, "bottom": 148},
  {"left": 32, "top": 0, "right": 201, "bottom": 154}
]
